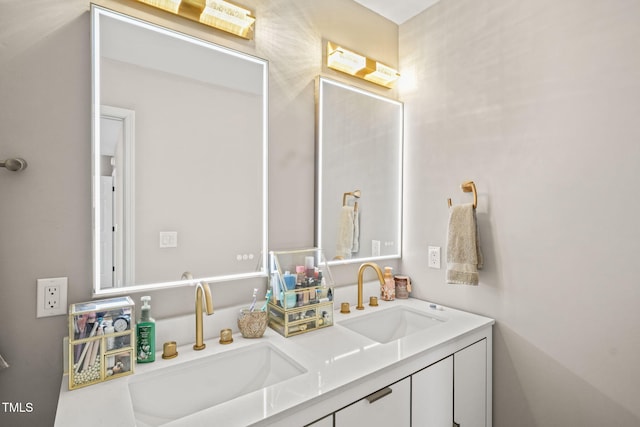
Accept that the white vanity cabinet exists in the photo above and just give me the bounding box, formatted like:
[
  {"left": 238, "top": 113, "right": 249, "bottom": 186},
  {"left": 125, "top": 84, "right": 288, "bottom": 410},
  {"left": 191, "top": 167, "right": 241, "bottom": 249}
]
[
  {"left": 412, "top": 355, "right": 454, "bottom": 426},
  {"left": 412, "top": 339, "right": 487, "bottom": 427},
  {"left": 334, "top": 377, "right": 411, "bottom": 427},
  {"left": 453, "top": 339, "right": 487, "bottom": 427},
  {"left": 304, "top": 339, "right": 488, "bottom": 427}
]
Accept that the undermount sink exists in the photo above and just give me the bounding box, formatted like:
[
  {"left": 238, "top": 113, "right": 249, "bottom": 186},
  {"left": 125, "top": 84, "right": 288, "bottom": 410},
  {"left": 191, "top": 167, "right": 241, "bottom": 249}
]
[
  {"left": 128, "top": 342, "right": 306, "bottom": 426},
  {"left": 339, "top": 305, "right": 445, "bottom": 344}
]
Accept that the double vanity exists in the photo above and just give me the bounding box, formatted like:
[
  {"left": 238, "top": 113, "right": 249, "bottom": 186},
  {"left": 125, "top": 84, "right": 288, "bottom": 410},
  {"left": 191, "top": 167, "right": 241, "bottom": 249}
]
[{"left": 55, "top": 294, "right": 493, "bottom": 426}]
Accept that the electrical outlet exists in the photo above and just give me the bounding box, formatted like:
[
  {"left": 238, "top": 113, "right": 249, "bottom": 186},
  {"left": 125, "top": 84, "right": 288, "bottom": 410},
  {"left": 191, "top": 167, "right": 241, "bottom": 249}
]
[
  {"left": 428, "top": 246, "right": 441, "bottom": 269},
  {"left": 45, "top": 285, "right": 59, "bottom": 309},
  {"left": 37, "top": 277, "right": 68, "bottom": 318}
]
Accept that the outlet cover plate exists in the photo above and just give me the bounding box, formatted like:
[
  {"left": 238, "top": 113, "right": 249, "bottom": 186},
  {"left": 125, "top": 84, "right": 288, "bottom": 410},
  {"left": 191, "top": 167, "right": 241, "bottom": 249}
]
[
  {"left": 37, "top": 277, "right": 68, "bottom": 318},
  {"left": 372, "top": 240, "right": 381, "bottom": 257},
  {"left": 428, "top": 246, "right": 441, "bottom": 269}
]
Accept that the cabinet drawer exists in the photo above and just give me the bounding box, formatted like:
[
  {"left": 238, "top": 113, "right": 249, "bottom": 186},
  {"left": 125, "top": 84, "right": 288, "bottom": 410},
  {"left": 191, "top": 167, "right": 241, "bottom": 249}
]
[{"left": 335, "top": 377, "right": 410, "bottom": 427}]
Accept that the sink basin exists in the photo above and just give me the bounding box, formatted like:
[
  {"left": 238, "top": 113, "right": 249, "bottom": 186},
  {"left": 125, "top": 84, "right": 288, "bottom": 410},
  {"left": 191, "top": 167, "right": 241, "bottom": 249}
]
[
  {"left": 339, "top": 305, "right": 445, "bottom": 344},
  {"left": 128, "top": 342, "right": 306, "bottom": 426}
]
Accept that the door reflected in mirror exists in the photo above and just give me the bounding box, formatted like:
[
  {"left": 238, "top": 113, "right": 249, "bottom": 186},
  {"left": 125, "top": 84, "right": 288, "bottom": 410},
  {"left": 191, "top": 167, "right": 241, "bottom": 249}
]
[
  {"left": 316, "top": 77, "right": 403, "bottom": 264},
  {"left": 92, "top": 6, "right": 268, "bottom": 294}
]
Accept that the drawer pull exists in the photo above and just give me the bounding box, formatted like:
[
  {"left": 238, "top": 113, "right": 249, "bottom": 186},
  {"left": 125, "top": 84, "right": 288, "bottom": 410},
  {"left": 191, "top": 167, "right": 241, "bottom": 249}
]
[{"left": 366, "top": 387, "right": 393, "bottom": 404}]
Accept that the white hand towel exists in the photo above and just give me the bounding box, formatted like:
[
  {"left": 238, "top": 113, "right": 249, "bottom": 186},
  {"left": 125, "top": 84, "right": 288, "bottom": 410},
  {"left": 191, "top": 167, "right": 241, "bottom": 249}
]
[
  {"left": 336, "top": 205, "right": 355, "bottom": 259},
  {"left": 351, "top": 208, "right": 360, "bottom": 254},
  {"left": 446, "top": 203, "right": 483, "bottom": 285}
]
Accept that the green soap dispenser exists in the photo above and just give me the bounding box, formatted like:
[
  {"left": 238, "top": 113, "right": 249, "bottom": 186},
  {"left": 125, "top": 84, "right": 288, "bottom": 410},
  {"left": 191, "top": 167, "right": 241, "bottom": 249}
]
[{"left": 136, "top": 296, "right": 155, "bottom": 363}]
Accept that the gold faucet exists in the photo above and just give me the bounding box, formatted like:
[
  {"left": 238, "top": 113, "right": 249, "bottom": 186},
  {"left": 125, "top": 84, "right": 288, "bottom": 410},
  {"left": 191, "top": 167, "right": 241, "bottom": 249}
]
[
  {"left": 193, "top": 281, "right": 214, "bottom": 350},
  {"left": 182, "top": 272, "right": 214, "bottom": 350},
  {"left": 356, "top": 262, "right": 385, "bottom": 310}
]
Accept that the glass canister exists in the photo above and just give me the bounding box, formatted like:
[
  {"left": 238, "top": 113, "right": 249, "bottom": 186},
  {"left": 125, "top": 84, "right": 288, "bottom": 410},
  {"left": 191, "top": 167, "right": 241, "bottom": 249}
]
[{"left": 394, "top": 275, "right": 412, "bottom": 299}]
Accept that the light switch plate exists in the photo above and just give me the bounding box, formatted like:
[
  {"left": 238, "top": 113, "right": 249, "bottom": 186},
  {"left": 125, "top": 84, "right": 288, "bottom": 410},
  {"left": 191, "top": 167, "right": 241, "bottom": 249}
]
[{"left": 159, "top": 231, "right": 178, "bottom": 248}]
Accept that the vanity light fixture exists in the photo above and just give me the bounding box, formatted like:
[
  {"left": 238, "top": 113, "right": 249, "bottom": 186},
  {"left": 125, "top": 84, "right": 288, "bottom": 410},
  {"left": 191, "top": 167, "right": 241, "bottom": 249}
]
[
  {"left": 364, "top": 62, "right": 400, "bottom": 88},
  {"left": 134, "top": 0, "right": 256, "bottom": 39},
  {"left": 326, "top": 42, "right": 367, "bottom": 75},
  {"left": 326, "top": 41, "right": 400, "bottom": 89}
]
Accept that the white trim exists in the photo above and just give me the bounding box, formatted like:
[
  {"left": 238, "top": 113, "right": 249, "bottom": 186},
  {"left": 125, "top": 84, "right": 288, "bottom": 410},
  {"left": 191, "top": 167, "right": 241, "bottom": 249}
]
[{"left": 101, "top": 105, "right": 136, "bottom": 287}]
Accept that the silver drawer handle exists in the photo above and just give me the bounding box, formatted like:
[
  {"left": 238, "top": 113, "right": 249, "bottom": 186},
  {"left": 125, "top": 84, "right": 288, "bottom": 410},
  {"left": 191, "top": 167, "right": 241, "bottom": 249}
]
[{"left": 366, "top": 387, "right": 393, "bottom": 404}]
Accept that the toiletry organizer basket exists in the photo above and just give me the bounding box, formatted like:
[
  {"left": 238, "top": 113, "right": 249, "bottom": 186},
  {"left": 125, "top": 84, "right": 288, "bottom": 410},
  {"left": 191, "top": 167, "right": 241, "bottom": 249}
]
[
  {"left": 68, "top": 297, "right": 135, "bottom": 390},
  {"left": 268, "top": 249, "right": 334, "bottom": 337}
]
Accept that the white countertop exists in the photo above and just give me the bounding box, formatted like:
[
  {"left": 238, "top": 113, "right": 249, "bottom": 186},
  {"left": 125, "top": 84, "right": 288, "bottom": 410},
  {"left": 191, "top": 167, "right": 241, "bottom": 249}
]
[{"left": 55, "top": 295, "right": 494, "bottom": 427}]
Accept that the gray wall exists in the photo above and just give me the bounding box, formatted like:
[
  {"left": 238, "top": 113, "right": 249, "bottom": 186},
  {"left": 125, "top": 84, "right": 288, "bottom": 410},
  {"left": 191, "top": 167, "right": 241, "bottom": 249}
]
[
  {"left": 102, "top": 58, "right": 264, "bottom": 283},
  {"left": 400, "top": 0, "right": 640, "bottom": 425},
  {"left": 0, "top": 0, "right": 397, "bottom": 425}
]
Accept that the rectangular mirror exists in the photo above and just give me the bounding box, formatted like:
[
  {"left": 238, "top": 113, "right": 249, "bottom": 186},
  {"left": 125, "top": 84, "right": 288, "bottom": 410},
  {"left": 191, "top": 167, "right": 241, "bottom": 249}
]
[
  {"left": 316, "top": 77, "right": 403, "bottom": 264},
  {"left": 92, "top": 6, "right": 268, "bottom": 295}
]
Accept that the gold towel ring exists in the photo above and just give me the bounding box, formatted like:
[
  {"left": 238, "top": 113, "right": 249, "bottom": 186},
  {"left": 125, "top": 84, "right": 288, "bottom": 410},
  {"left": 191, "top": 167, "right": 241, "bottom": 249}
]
[
  {"left": 447, "top": 181, "right": 477, "bottom": 209},
  {"left": 342, "top": 189, "right": 361, "bottom": 212}
]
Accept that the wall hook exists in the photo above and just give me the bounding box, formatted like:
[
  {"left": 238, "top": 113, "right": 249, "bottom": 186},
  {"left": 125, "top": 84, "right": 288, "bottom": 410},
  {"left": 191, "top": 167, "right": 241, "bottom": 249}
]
[{"left": 1, "top": 158, "right": 28, "bottom": 172}]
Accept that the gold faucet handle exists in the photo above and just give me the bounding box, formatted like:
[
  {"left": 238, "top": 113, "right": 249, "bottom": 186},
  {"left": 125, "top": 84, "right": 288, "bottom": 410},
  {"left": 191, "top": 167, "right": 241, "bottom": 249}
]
[
  {"left": 162, "top": 341, "right": 178, "bottom": 359},
  {"left": 219, "top": 328, "right": 233, "bottom": 344}
]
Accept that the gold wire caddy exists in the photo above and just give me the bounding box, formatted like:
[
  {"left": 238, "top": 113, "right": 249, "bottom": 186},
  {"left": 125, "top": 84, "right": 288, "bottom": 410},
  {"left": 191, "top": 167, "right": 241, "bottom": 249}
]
[
  {"left": 267, "top": 249, "right": 335, "bottom": 337},
  {"left": 67, "top": 297, "right": 135, "bottom": 390}
]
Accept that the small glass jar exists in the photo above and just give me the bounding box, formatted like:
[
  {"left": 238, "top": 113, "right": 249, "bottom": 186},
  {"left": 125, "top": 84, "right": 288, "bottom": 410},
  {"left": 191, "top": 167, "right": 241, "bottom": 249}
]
[{"left": 394, "top": 275, "right": 411, "bottom": 299}]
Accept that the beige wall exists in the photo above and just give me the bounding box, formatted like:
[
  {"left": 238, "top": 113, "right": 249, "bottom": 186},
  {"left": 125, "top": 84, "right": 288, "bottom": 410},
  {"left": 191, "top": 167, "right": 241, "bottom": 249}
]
[
  {"left": 0, "top": 1, "right": 397, "bottom": 425},
  {"left": 4, "top": 0, "right": 638, "bottom": 425},
  {"left": 400, "top": 0, "right": 640, "bottom": 425}
]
